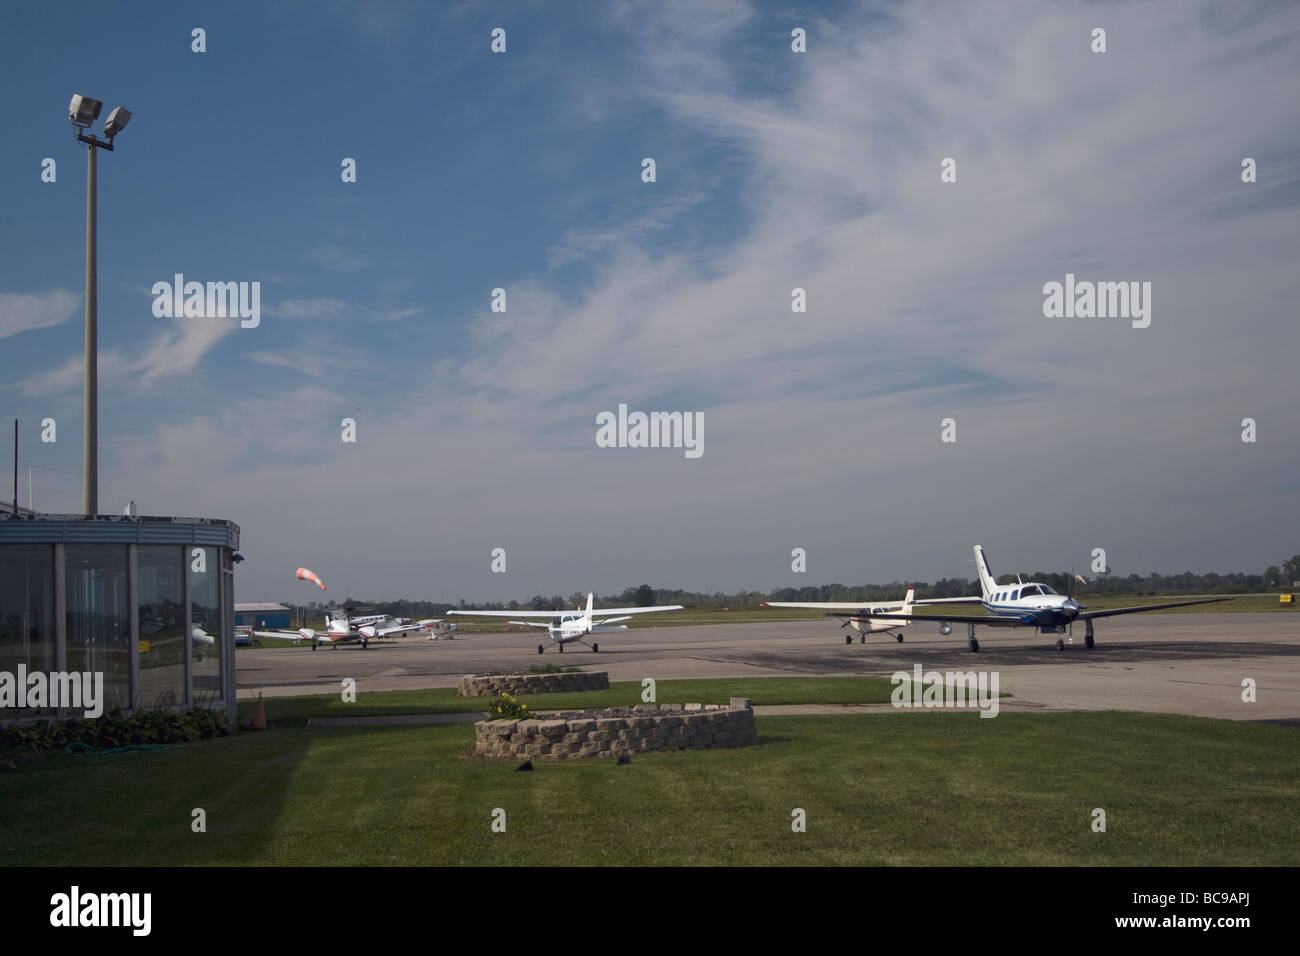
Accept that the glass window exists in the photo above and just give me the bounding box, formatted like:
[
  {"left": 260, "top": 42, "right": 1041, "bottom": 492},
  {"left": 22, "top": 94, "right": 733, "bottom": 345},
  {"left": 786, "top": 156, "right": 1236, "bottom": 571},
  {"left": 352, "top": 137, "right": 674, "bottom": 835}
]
[
  {"left": 137, "top": 546, "right": 187, "bottom": 711},
  {"left": 1020, "top": 585, "right": 1041, "bottom": 598},
  {"left": 66, "top": 545, "right": 130, "bottom": 714},
  {"left": 1011, "top": 589, "right": 1020, "bottom": 601},
  {"left": 190, "top": 546, "right": 223, "bottom": 709},
  {"left": 0, "top": 545, "right": 56, "bottom": 712}
]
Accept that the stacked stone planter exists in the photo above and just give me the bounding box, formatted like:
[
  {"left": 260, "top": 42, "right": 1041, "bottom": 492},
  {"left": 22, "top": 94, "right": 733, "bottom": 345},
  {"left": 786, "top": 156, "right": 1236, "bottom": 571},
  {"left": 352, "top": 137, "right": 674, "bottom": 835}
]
[
  {"left": 474, "top": 698, "right": 758, "bottom": 759},
  {"left": 458, "top": 671, "right": 610, "bottom": 696}
]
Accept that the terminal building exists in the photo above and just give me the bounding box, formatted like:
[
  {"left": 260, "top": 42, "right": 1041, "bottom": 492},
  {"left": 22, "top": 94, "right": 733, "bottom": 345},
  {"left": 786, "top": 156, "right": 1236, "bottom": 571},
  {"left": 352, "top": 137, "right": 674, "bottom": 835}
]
[{"left": 0, "top": 510, "right": 239, "bottom": 724}]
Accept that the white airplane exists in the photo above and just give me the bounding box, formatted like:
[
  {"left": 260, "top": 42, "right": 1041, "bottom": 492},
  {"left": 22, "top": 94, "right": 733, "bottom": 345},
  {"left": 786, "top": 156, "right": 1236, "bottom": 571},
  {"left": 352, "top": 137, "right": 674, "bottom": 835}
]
[
  {"left": 448, "top": 592, "right": 683, "bottom": 653},
  {"left": 761, "top": 587, "right": 981, "bottom": 644},
  {"left": 255, "top": 607, "right": 428, "bottom": 651},
  {"left": 415, "top": 618, "right": 457, "bottom": 640},
  {"left": 863, "top": 545, "right": 1232, "bottom": 652}
]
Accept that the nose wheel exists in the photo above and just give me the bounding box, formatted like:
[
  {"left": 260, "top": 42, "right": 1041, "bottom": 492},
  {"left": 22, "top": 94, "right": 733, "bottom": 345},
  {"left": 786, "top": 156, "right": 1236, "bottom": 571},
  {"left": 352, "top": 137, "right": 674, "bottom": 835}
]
[
  {"left": 538, "top": 644, "right": 545, "bottom": 654},
  {"left": 592, "top": 643, "right": 598, "bottom": 652}
]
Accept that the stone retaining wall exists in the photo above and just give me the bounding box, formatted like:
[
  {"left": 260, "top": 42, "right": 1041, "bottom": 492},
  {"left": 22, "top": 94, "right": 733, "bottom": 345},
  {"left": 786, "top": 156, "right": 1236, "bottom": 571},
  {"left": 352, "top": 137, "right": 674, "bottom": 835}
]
[
  {"left": 474, "top": 698, "right": 757, "bottom": 759},
  {"left": 458, "top": 671, "right": 610, "bottom": 697}
]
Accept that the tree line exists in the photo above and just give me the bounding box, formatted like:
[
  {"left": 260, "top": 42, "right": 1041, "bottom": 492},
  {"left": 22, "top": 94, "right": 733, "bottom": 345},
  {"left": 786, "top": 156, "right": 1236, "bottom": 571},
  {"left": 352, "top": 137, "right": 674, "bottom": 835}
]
[{"left": 283, "top": 556, "right": 1298, "bottom": 616}]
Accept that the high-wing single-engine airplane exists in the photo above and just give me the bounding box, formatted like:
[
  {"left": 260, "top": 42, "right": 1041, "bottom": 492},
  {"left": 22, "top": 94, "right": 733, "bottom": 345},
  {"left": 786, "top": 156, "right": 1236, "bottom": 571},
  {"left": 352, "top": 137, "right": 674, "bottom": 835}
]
[
  {"left": 255, "top": 607, "right": 428, "bottom": 650},
  {"left": 449, "top": 592, "right": 683, "bottom": 653},
  {"left": 760, "top": 587, "right": 980, "bottom": 644},
  {"left": 862, "top": 546, "right": 1231, "bottom": 652}
]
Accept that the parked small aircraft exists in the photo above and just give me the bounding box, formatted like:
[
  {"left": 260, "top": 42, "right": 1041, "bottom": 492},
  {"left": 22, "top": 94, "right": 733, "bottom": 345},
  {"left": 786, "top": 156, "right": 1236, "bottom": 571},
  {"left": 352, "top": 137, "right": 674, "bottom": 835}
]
[
  {"left": 863, "top": 546, "right": 1231, "bottom": 652},
  {"left": 255, "top": 607, "right": 428, "bottom": 650},
  {"left": 449, "top": 592, "right": 683, "bottom": 653},
  {"left": 761, "top": 587, "right": 979, "bottom": 644}
]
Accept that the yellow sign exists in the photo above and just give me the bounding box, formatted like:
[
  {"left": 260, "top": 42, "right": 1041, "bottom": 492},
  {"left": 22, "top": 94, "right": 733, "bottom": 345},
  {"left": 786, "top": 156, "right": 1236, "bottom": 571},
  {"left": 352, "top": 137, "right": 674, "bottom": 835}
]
[
  {"left": 138, "top": 640, "right": 151, "bottom": 652},
  {"left": 1282, "top": 594, "right": 1293, "bottom": 604}
]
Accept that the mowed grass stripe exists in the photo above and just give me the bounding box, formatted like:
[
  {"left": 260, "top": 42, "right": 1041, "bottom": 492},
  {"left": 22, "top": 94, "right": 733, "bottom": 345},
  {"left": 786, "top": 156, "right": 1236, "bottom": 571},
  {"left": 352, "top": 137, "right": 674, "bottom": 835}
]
[
  {"left": 1, "top": 712, "right": 1295, "bottom": 866},
  {"left": 236, "top": 677, "right": 905, "bottom": 722}
]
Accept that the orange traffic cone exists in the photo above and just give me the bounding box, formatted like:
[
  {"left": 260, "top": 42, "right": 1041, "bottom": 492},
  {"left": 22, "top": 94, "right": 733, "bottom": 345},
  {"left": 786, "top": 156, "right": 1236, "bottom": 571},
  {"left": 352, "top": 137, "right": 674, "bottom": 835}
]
[{"left": 251, "top": 692, "right": 267, "bottom": 730}]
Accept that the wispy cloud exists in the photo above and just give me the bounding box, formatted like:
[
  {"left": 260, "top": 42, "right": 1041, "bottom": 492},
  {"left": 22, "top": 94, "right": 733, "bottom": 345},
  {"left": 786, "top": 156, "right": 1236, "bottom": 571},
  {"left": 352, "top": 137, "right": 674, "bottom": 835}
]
[
  {"left": 20, "top": 320, "right": 233, "bottom": 396},
  {"left": 0, "top": 289, "right": 80, "bottom": 340},
  {"left": 305, "top": 245, "right": 370, "bottom": 273}
]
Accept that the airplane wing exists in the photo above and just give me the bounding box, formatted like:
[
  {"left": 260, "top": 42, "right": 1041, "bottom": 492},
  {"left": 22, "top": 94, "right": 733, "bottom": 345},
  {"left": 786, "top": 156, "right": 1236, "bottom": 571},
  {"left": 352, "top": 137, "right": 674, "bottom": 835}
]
[
  {"left": 449, "top": 610, "right": 562, "bottom": 618},
  {"left": 1076, "top": 597, "right": 1232, "bottom": 619},
  {"left": 374, "top": 623, "right": 426, "bottom": 637},
  {"left": 855, "top": 612, "right": 1026, "bottom": 628},
  {"left": 508, "top": 620, "right": 553, "bottom": 630},
  {"left": 253, "top": 629, "right": 309, "bottom": 641},
  {"left": 450, "top": 605, "right": 683, "bottom": 618},
  {"left": 764, "top": 602, "right": 907, "bottom": 610},
  {"left": 586, "top": 605, "right": 684, "bottom": 615},
  {"left": 763, "top": 597, "right": 983, "bottom": 610}
]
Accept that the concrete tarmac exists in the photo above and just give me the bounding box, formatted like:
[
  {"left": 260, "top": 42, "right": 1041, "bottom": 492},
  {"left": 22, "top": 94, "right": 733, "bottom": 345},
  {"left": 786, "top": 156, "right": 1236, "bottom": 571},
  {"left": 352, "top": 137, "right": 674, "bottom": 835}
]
[{"left": 235, "top": 612, "right": 1299, "bottom": 721}]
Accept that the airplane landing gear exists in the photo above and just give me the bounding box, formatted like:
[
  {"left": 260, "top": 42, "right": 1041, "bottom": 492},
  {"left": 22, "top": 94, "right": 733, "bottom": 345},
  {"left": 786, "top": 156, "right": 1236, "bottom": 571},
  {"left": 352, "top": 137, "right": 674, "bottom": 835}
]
[
  {"left": 362, "top": 638, "right": 369, "bottom": 649},
  {"left": 967, "top": 623, "right": 979, "bottom": 652},
  {"left": 895, "top": 634, "right": 904, "bottom": 643},
  {"left": 1084, "top": 619, "right": 1095, "bottom": 649},
  {"left": 312, "top": 641, "right": 318, "bottom": 651},
  {"left": 558, "top": 643, "right": 563, "bottom": 653},
  {"left": 538, "top": 644, "right": 545, "bottom": 654},
  {"left": 592, "top": 643, "right": 598, "bottom": 652},
  {"left": 1056, "top": 638, "right": 1065, "bottom": 652},
  {"left": 860, "top": 634, "right": 866, "bottom": 644},
  {"left": 845, "top": 635, "right": 853, "bottom": 645}
]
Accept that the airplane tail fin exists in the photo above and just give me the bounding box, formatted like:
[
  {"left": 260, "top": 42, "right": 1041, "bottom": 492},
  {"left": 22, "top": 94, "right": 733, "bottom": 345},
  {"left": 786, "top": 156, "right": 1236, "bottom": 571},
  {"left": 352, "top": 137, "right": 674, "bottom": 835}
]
[
  {"left": 902, "top": 587, "right": 916, "bottom": 615},
  {"left": 974, "top": 546, "right": 996, "bottom": 601},
  {"left": 585, "top": 592, "right": 594, "bottom": 623}
]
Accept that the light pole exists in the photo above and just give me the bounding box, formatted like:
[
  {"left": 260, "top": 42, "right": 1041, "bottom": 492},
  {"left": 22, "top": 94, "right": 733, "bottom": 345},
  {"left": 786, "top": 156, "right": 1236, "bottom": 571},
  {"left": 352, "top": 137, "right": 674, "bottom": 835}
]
[{"left": 68, "top": 94, "right": 131, "bottom": 515}]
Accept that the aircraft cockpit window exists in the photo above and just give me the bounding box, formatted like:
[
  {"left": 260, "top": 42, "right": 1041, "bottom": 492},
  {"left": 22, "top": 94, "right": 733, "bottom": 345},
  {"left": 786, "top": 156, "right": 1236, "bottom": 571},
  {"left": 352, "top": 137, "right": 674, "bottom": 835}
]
[
  {"left": 1020, "top": 585, "right": 1041, "bottom": 598},
  {"left": 1040, "top": 585, "right": 1056, "bottom": 595}
]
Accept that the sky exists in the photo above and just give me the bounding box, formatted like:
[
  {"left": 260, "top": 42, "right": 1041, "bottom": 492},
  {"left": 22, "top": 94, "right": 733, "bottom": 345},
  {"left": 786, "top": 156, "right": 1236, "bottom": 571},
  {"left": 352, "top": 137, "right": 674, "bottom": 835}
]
[{"left": 1, "top": 0, "right": 1297, "bottom": 604}]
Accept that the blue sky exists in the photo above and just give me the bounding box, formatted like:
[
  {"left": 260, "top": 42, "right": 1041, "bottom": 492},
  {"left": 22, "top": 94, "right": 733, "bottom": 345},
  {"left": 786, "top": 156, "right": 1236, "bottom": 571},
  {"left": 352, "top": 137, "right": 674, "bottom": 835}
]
[{"left": 2, "top": 0, "right": 1298, "bottom": 603}]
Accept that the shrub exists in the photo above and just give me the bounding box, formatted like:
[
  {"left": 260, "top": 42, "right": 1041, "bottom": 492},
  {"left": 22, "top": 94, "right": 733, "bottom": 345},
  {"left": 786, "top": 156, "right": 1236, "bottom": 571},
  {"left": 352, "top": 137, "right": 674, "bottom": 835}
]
[
  {"left": 486, "top": 692, "right": 532, "bottom": 720},
  {"left": 0, "top": 708, "right": 234, "bottom": 768}
]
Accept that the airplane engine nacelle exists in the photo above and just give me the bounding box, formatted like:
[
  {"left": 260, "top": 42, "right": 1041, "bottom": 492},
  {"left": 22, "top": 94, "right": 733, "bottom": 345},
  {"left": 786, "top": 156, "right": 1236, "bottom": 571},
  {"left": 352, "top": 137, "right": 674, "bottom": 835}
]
[
  {"left": 939, "top": 622, "right": 952, "bottom": 636},
  {"left": 359, "top": 625, "right": 378, "bottom": 638},
  {"left": 298, "top": 628, "right": 316, "bottom": 641}
]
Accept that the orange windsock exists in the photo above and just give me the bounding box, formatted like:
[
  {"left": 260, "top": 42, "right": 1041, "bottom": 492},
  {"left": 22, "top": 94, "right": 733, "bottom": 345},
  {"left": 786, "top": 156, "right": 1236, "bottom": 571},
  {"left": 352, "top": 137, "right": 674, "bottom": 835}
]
[{"left": 296, "top": 567, "right": 327, "bottom": 591}]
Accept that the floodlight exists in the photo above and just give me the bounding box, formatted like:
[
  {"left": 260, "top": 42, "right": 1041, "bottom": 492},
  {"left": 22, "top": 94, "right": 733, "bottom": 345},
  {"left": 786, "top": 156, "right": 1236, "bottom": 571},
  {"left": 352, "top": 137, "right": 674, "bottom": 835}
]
[
  {"left": 68, "top": 94, "right": 102, "bottom": 128},
  {"left": 102, "top": 106, "right": 132, "bottom": 139}
]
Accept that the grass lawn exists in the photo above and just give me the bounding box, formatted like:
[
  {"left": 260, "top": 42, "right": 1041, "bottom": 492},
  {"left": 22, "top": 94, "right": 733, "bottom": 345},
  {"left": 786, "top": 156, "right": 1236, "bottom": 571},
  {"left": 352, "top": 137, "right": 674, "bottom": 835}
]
[
  {"left": 2, "top": 712, "right": 1295, "bottom": 866},
  {"left": 237, "top": 676, "right": 905, "bottom": 723}
]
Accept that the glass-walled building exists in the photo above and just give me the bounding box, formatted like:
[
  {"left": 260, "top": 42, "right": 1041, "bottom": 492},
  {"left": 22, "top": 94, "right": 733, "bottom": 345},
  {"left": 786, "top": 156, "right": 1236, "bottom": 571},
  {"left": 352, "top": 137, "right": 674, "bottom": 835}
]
[{"left": 0, "top": 512, "right": 239, "bottom": 723}]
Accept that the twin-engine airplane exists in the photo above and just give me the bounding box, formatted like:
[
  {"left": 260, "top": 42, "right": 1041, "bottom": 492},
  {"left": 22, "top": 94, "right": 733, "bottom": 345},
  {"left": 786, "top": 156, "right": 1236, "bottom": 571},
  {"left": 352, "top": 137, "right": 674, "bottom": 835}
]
[
  {"left": 863, "top": 546, "right": 1231, "bottom": 652},
  {"left": 761, "top": 587, "right": 972, "bottom": 644},
  {"left": 449, "top": 592, "right": 683, "bottom": 653},
  {"left": 255, "top": 607, "right": 430, "bottom": 651}
]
